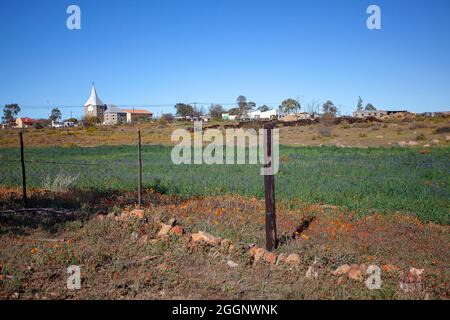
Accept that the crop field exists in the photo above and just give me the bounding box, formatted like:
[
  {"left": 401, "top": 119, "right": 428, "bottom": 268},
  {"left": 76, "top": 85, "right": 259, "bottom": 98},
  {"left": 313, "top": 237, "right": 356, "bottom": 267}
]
[{"left": 0, "top": 145, "right": 448, "bottom": 224}]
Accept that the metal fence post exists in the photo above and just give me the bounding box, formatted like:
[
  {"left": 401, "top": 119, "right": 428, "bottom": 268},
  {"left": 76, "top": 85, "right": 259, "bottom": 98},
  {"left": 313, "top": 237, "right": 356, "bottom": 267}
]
[
  {"left": 137, "top": 129, "right": 142, "bottom": 208},
  {"left": 264, "top": 123, "right": 277, "bottom": 251},
  {"left": 19, "top": 131, "right": 28, "bottom": 208}
]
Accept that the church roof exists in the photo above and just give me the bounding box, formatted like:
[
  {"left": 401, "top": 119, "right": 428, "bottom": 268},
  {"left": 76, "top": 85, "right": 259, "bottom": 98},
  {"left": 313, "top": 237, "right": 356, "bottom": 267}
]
[
  {"left": 84, "top": 84, "right": 104, "bottom": 107},
  {"left": 104, "top": 105, "right": 126, "bottom": 114}
]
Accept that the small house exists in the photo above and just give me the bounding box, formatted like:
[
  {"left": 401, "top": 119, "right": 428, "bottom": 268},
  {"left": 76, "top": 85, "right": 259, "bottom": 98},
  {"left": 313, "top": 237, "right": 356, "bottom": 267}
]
[
  {"left": 15, "top": 117, "right": 36, "bottom": 128},
  {"left": 124, "top": 109, "right": 153, "bottom": 122}
]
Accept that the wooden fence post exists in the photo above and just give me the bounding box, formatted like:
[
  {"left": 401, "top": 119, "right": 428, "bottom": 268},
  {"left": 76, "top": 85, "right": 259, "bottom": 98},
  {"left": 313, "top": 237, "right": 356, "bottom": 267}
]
[
  {"left": 19, "top": 131, "right": 28, "bottom": 208},
  {"left": 264, "top": 123, "right": 277, "bottom": 251},
  {"left": 137, "top": 130, "right": 142, "bottom": 208}
]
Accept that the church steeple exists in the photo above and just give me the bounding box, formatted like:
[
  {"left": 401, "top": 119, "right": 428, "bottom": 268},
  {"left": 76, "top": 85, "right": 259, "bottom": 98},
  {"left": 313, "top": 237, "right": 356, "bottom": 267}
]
[{"left": 84, "top": 83, "right": 104, "bottom": 107}]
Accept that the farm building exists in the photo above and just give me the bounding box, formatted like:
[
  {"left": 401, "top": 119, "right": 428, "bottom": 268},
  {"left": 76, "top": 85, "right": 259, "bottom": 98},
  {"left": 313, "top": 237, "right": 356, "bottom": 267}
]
[
  {"left": 353, "top": 110, "right": 388, "bottom": 118},
  {"left": 104, "top": 105, "right": 127, "bottom": 125},
  {"left": 123, "top": 109, "right": 153, "bottom": 122},
  {"left": 249, "top": 109, "right": 284, "bottom": 120},
  {"left": 15, "top": 117, "right": 36, "bottom": 128}
]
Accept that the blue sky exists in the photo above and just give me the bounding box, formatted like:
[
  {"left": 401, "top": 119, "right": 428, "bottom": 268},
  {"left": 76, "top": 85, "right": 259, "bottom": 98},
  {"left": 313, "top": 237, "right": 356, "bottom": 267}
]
[{"left": 0, "top": 0, "right": 449, "bottom": 119}]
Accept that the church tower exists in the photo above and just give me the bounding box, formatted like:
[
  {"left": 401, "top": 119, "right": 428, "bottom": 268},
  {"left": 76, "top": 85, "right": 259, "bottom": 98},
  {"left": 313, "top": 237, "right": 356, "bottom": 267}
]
[{"left": 84, "top": 83, "right": 107, "bottom": 121}]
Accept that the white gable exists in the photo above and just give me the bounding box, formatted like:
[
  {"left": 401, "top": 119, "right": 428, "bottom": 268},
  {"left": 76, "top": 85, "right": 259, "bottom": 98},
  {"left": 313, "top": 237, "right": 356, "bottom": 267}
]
[{"left": 84, "top": 84, "right": 104, "bottom": 107}]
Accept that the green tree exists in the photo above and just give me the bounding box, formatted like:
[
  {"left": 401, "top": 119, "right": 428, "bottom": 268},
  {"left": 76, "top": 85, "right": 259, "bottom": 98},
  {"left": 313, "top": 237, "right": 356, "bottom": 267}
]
[
  {"left": 236, "top": 95, "right": 250, "bottom": 116},
  {"left": 208, "top": 104, "right": 225, "bottom": 119},
  {"left": 247, "top": 101, "right": 256, "bottom": 111},
  {"left": 280, "top": 98, "right": 300, "bottom": 114},
  {"left": 258, "top": 105, "right": 270, "bottom": 112},
  {"left": 175, "top": 103, "right": 195, "bottom": 117},
  {"left": 322, "top": 100, "right": 337, "bottom": 116},
  {"left": 2, "top": 104, "right": 21, "bottom": 124},
  {"left": 365, "top": 103, "right": 376, "bottom": 111},
  {"left": 227, "top": 107, "right": 240, "bottom": 115},
  {"left": 49, "top": 108, "right": 62, "bottom": 123},
  {"left": 356, "top": 96, "right": 363, "bottom": 111}
]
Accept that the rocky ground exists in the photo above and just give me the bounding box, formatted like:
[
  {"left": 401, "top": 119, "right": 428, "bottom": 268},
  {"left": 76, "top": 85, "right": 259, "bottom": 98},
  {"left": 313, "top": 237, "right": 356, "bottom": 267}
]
[{"left": 1, "top": 189, "right": 448, "bottom": 300}]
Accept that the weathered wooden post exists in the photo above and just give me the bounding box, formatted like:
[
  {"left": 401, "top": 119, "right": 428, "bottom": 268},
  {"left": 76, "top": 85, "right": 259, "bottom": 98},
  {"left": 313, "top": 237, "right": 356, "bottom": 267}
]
[
  {"left": 137, "top": 130, "right": 142, "bottom": 208},
  {"left": 19, "top": 131, "right": 28, "bottom": 208},
  {"left": 263, "top": 123, "right": 277, "bottom": 251}
]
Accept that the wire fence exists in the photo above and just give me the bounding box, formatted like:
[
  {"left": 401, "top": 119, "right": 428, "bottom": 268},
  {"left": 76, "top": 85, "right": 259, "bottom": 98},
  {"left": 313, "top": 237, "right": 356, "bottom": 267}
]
[{"left": 0, "top": 130, "right": 449, "bottom": 224}]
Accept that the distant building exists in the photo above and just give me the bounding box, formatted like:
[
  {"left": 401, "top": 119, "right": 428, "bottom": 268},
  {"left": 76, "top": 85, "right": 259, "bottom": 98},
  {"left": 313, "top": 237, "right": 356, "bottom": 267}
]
[
  {"left": 15, "top": 117, "right": 36, "bottom": 128},
  {"left": 249, "top": 109, "right": 284, "bottom": 120},
  {"left": 297, "top": 112, "right": 313, "bottom": 120},
  {"left": 222, "top": 113, "right": 238, "bottom": 121},
  {"left": 353, "top": 110, "right": 388, "bottom": 118},
  {"left": 104, "top": 105, "right": 127, "bottom": 125},
  {"left": 84, "top": 83, "right": 107, "bottom": 121},
  {"left": 123, "top": 109, "right": 153, "bottom": 122}
]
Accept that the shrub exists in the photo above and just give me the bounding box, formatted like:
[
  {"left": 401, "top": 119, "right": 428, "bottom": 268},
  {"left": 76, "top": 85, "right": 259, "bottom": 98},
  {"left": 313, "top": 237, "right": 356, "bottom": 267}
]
[
  {"left": 42, "top": 172, "right": 80, "bottom": 192},
  {"left": 33, "top": 122, "right": 44, "bottom": 130},
  {"left": 409, "top": 121, "right": 428, "bottom": 130},
  {"left": 341, "top": 122, "right": 351, "bottom": 129},
  {"left": 318, "top": 113, "right": 334, "bottom": 137},
  {"left": 82, "top": 116, "right": 100, "bottom": 127},
  {"left": 416, "top": 133, "right": 426, "bottom": 141},
  {"left": 434, "top": 126, "right": 450, "bottom": 134}
]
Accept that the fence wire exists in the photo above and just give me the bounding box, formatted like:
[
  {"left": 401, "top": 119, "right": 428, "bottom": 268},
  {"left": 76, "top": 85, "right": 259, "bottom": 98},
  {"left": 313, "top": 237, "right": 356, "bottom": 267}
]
[{"left": 0, "top": 132, "right": 449, "bottom": 223}]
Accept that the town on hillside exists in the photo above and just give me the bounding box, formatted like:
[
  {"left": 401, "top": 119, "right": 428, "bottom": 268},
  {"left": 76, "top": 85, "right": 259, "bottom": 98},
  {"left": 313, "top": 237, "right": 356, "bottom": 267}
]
[{"left": 1, "top": 84, "right": 449, "bottom": 130}]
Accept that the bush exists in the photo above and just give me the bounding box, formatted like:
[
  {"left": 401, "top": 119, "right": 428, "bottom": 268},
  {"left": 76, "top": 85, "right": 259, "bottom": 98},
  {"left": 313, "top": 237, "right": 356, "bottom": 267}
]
[
  {"left": 42, "top": 172, "right": 80, "bottom": 192},
  {"left": 82, "top": 116, "right": 100, "bottom": 127},
  {"left": 33, "top": 122, "right": 45, "bottom": 130},
  {"left": 416, "top": 133, "right": 426, "bottom": 141},
  {"left": 318, "top": 113, "right": 334, "bottom": 137},
  {"left": 161, "top": 113, "right": 175, "bottom": 122},
  {"left": 434, "top": 126, "right": 450, "bottom": 134}
]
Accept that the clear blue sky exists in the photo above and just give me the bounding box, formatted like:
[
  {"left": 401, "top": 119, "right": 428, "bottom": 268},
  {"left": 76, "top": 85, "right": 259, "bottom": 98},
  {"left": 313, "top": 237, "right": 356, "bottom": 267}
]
[{"left": 1, "top": 0, "right": 449, "bottom": 119}]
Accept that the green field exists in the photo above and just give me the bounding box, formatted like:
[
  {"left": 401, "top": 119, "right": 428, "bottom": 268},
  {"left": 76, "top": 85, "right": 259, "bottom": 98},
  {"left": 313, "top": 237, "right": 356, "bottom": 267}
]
[{"left": 0, "top": 145, "right": 449, "bottom": 224}]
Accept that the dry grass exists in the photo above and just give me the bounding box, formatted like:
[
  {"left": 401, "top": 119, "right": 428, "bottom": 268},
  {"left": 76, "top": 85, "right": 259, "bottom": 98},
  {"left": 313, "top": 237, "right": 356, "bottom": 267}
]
[
  {"left": 0, "top": 118, "right": 449, "bottom": 148},
  {"left": 0, "top": 188, "right": 448, "bottom": 300}
]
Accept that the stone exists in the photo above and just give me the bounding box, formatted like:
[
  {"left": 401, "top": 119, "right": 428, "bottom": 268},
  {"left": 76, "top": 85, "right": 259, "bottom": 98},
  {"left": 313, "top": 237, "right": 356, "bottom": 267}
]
[
  {"left": 359, "top": 264, "right": 368, "bottom": 273},
  {"left": 332, "top": 264, "right": 351, "bottom": 275},
  {"left": 157, "top": 223, "right": 173, "bottom": 237},
  {"left": 169, "top": 225, "right": 184, "bottom": 236},
  {"left": 131, "top": 232, "right": 139, "bottom": 240},
  {"left": 376, "top": 135, "right": 383, "bottom": 139},
  {"left": 191, "top": 231, "right": 221, "bottom": 246},
  {"left": 263, "top": 252, "right": 278, "bottom": 265},
  {"left": 382, "top": 264, "right": 400, "bottom": 273},
  {"left": 407, "top": 141, "right": 419, "bottom": 146},
  {"left": 397, "top": 141, "right": 407, "bottom": 147},
  {"left": 227, "top": 260, "right": 238, "bottom": 268},
  {"left": 348, "top": 267, "right": 363, "bottom": 281},
  {"left": 252, "top": 248, "right": 266, "bottom": 263},
  {"left": 431, "top": 139, "right": 440, "bottom": 145},
  {"left": 285, "top": 253, "right": 301, "bottom": 266},
  {"left": 445, "top": 136, "right": 450, "bottom": 142},
  {"left": 130, "top": 209, "right": 145, "bottom": 219}
]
